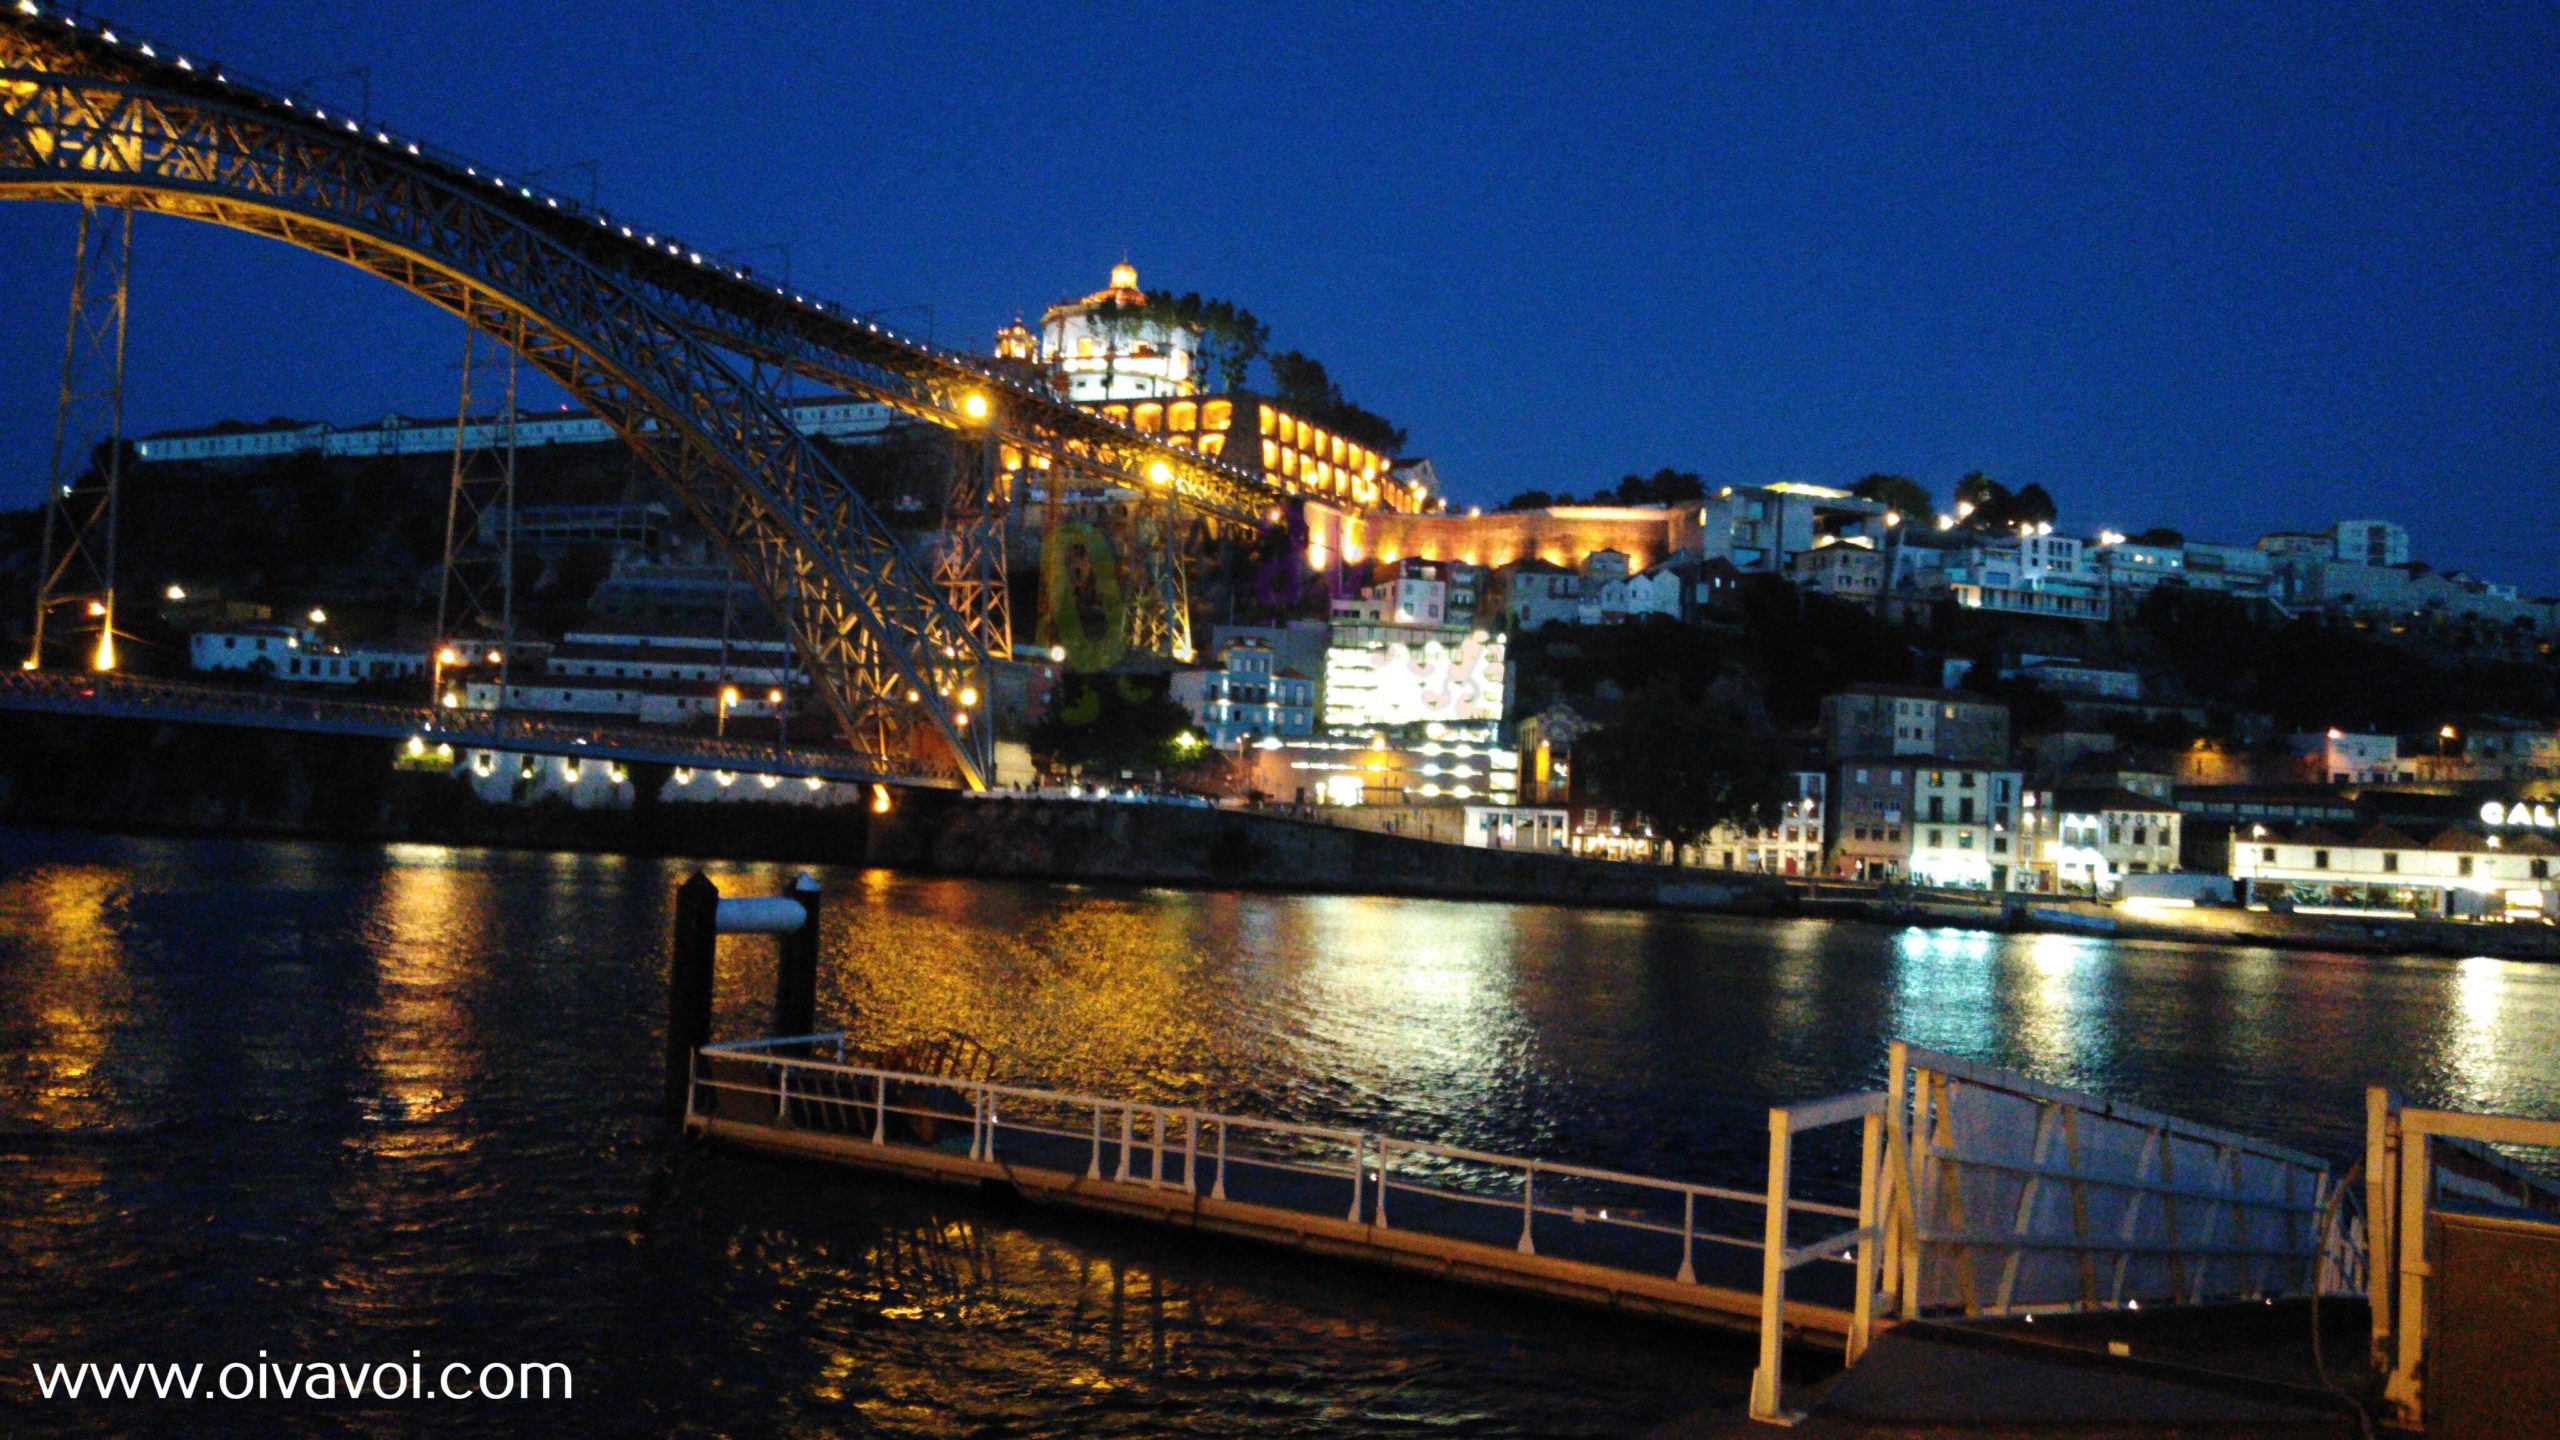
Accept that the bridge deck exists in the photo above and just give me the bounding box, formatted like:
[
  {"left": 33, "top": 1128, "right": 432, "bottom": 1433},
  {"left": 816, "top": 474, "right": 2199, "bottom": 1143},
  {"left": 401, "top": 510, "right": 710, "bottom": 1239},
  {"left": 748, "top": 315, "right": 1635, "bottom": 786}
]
[
  {"left": 0, "top": 670, "right": 949, "bottom": 785},
  {"left": 687, "top": 1036, "right": 1867, "bottom": 1341}
]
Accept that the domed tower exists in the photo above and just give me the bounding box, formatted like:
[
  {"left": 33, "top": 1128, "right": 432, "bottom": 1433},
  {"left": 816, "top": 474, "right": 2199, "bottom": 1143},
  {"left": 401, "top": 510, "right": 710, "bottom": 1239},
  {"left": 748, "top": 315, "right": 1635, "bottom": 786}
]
[
  {"left": 1038, "top": 261, "right": 1201, "bottom": 403},
  {"left": 992, "top": 317, "right": 1037, "bottom": 362}
]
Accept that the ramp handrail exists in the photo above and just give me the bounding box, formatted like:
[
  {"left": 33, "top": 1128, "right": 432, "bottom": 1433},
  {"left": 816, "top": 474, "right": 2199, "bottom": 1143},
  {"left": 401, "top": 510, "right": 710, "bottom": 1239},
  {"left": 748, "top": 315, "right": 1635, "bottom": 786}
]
[
  {"left": 1749, "top": 1090, "right": 1892, "bottom": 1425},
  {"left": 2365, "top": 1088, "right": 2560, "bottom": 1430},
  {"left": 694, "top": 1036, "right": 1868, "bottom": 1300},
  {"left": 1885, "top": 1042, "right": 2329, "bottom": 1323}
]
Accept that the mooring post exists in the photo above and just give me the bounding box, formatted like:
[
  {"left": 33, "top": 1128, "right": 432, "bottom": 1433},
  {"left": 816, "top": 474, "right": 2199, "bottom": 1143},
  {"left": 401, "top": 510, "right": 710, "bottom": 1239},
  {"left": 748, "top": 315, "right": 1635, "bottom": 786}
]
[
  {"left": 772, "top": 872, "right": 822, "bottom": 1040},
  {"left": 666, "top": 871, "right": 720, "bottom": 1119}
]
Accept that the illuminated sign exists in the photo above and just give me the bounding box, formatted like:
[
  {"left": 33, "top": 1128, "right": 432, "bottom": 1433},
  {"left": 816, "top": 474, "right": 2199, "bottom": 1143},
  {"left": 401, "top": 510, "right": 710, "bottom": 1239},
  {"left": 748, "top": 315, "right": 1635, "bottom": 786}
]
[
  {"left": 2479, "top": 800, "right": 2558, "bottom": 829},
  {"left": 1322, "top": 630, "right": 1506, "bottom": 729}
]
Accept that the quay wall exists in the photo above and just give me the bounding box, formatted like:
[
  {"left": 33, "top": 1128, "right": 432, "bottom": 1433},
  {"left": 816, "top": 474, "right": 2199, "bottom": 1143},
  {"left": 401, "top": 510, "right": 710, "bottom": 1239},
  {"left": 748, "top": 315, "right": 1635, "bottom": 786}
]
[
  {"left": 5, "top": 710, "right": 2554, "bottom": 956},
  {"left": 870, "top": 792, "right": 1780, "bottom": 908},
  {"left": 0, "top": 710, "right": 1777, "bottom": 910}
]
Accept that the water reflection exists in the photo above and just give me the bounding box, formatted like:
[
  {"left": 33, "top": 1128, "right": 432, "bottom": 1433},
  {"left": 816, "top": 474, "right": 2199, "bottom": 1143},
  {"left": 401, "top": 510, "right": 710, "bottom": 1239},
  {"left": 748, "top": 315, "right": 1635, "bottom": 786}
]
[{"left": 3, "top": 828, "right": 2557, "bottom": 1436}]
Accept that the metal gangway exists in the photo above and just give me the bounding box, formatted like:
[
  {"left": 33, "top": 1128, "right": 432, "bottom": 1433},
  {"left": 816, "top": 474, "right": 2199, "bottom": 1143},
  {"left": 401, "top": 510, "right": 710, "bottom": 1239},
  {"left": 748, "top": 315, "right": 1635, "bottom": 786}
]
[{"left": 685, "top": 1036, "right": 2342, "bottom": 1424}]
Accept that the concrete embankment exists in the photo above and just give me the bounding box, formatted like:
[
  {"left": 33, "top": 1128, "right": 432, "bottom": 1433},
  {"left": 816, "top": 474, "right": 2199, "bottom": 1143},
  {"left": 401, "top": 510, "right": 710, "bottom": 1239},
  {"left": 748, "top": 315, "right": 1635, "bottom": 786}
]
[
  {"left": 872, "top": 792, "right": 1780, "bottom": 908},
  {"left": 0, "top": 710, "right": 1778, "bottom": 911},
  {"left": 1790, "top": 890, "right": 2560, "bottom": 961}
]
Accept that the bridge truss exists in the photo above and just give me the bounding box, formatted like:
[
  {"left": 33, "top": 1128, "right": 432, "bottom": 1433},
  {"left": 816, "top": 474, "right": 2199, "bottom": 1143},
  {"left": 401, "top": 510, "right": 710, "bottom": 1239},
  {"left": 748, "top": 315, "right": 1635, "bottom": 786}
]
[{"left": 0, "top": 6, "right": 1286, "bottom": 787}]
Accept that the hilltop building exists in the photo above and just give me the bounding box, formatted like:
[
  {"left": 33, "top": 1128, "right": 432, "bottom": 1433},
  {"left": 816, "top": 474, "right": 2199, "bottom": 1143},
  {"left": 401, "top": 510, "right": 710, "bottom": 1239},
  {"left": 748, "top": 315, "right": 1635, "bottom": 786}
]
[{"left": 1027, "top": 261, "right": 1201, "bottom": 403}]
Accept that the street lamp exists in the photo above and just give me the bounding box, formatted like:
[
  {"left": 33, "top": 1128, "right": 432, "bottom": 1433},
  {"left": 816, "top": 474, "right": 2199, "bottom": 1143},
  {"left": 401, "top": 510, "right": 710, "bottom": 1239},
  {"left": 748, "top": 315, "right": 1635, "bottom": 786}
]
[
  {"left": 767, "top": 687, "right": 785, "bottom": 742},
  {"left": 718, "top": 684, "right": 741, "bottom": 737}
]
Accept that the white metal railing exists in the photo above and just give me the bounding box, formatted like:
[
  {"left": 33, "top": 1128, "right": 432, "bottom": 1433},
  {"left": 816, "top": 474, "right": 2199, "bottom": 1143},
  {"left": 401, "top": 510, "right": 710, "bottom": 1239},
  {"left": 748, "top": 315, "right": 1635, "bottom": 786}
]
[
  {"left": 692, "top": 1036, "right": 1865, "bottom": 1305},
  {"left": 2366, "top": 1087, "right": 2560, "bottom": 1430},
  {"left": 1887, "top": 1042, "right": 2330, "bottom": 1320},
  {"left": 709, "top": 1036, "right": 2348, "bottom": 1429},
  {"left": 1749, "top": 1090, "right": 1892, "bottom": 1425}
]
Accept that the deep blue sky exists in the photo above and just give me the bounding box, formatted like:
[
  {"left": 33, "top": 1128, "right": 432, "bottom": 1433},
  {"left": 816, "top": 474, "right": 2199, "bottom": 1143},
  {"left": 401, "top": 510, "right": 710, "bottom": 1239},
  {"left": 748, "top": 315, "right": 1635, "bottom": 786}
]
[{"left": 3, "top": 1, "right": 2553, "bottom": 591}]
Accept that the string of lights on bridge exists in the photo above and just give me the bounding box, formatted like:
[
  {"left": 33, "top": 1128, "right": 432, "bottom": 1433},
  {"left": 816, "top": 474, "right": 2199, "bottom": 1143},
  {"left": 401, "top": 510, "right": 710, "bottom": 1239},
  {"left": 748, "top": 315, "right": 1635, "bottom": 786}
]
[{"left": 10, "top": 0, "right": 1271, "bottom": 500}]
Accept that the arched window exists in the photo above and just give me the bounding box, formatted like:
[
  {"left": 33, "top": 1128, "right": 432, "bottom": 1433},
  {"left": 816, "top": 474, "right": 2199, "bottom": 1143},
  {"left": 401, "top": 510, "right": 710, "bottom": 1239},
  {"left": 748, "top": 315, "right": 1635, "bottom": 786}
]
[
  {"left": 1169, "top": 401, "right": 1197, "bottom": 432},
  {"left": 1204, "top": 400, "right": 1234, "bottom": 432},
  {"left": 1134, "top": 403, "right": 1164, "bottom": 433}
]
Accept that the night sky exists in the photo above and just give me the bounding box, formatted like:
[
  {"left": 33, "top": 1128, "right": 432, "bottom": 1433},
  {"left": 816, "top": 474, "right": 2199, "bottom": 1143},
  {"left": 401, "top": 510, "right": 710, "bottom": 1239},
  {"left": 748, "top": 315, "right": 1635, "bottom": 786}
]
[{"left": 2, "top": 1, "right": 2552, "bottom": 592}]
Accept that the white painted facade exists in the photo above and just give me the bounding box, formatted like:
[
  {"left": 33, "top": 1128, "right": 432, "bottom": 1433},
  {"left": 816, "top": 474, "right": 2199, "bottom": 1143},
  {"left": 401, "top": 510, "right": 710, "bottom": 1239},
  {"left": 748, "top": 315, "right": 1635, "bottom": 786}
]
[
  {"left": 2229, "top": 824, "right": 2556, "bottom": 919},
  {"left": 1906, "top": 765, "right": 2025, "bottom": 890},
  {"left": 190, "top": 625, "right": 427, "bottom": 685},
  {"left": 2288, "top": 731, "right": 2401, "bottom": 785},
  {"left": 1037, "top": 262, "right": 1201, "bottom": 403}
]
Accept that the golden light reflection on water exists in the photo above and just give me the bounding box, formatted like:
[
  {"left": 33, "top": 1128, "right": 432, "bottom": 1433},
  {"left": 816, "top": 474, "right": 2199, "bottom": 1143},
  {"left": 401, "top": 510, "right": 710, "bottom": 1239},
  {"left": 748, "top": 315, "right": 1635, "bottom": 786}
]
[
  {"left": 9, "top": 831, "right": 2560, "bottom": 1436},
  {"left": 357, "top": 855, "right": 488, "bottom": 1146},
  {"left": 5, "top": 864, "right": 141, "bottom": 1134}
]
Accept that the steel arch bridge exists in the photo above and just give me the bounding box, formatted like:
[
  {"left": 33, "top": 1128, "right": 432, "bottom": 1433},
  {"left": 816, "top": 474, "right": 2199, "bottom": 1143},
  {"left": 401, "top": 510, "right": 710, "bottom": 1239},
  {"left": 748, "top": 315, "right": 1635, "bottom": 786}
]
[{"left": 0, "top": 6, "right": 1290, "bottom": 790}]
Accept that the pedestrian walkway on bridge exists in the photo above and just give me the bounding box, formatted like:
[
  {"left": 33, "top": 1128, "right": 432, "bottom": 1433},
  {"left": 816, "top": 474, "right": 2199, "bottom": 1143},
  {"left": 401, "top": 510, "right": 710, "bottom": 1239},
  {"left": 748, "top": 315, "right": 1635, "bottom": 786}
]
[{"left": 0, "top": 668, "right": 943, "bottom": 784}]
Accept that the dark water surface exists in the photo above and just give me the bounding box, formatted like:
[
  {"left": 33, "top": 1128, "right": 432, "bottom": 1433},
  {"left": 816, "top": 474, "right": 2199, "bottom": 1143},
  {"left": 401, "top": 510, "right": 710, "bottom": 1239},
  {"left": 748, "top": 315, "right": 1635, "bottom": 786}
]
[{"left": 3, "top": 826, "right": 2556, "bottom": 1436}]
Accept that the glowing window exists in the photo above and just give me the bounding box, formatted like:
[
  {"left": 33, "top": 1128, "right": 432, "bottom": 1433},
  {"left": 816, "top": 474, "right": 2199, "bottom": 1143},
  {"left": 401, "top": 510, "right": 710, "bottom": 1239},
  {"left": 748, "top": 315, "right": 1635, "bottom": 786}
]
[
  {"left": 1169, "top": 401, "right": 1197, "bottom": 432},
  {"left": 1201, "top": 433, "right": 1226, "bottom": 458},
  {"left": 1296, "top": 419, "right": 1314, "bottom": 449},
  {"left": 1076, "top": 337, "right": 1095, "bottom": 358},
  {"left": 1103, "top": 404, "right": 1129, "bottom": 426},
  {"left": 1331, "top": 435, "right": 1347, "bottom": 463},
  {"left": 1280, "top": 449, "right": 1298, "bottom": 476},
  {"left": 1134, "top": 403, "right": 1163, "bottom": 433},
  {"left": 1261, "top": 439, "right": 1278, "bottom": 469},
  {"left": 1204, "top": 400, "right": 1233, "bottom": 432},
  {"left": 1258, "top": 407, "right": 1276, "bottom": 437}
]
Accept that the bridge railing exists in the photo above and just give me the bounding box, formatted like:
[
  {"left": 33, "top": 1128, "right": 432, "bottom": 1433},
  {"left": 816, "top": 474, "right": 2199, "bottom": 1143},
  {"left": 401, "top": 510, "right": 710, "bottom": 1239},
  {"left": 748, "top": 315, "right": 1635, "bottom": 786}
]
[{"left": 0, "top": 669, "right": 955, "bottom": 782}]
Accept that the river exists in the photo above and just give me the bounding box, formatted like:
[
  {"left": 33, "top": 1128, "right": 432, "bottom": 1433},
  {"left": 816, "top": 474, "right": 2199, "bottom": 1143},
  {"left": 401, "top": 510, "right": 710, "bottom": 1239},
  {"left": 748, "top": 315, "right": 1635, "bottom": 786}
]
[{"left": 3, "top": 826, "right": 2555, "bottom": 1435}]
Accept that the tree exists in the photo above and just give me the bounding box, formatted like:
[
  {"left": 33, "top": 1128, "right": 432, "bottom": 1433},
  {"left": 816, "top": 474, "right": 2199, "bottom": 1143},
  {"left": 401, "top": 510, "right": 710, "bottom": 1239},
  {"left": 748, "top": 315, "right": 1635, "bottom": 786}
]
[
  {"left": 1142, "top": 290, "right": 1269, "bottom": 393},
  {"left": 1028, "top": 673, "right": 1202, "bottom": 774},
  {"left": 1498, "top": 489, "right": 1559, "bottom": 512},
  {"left": 1263, "top": 349, "right": 1408, "bottom": 454},
  {"left": 1851, "top": 473, "right": 1932, "bottom": 520},
  {"left": 1606, "top": 468, "right": 1705, "bottom": 506},
  {"left": 1946, "top": 472, "right": 2059, "bottom": 535},
  {"left": 1574, "top": 680, "right": 1792, "bottom": 858},
  {"left": 2130, "top": 526, "right": 2184, "bottom": 547}
]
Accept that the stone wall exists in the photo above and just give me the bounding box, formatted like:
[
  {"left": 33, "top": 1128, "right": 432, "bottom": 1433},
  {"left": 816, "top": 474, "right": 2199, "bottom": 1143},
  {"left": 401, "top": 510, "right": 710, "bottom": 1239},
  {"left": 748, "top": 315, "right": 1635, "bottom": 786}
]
[{"left": 871, "top": 794, "right": 1778, "bottom": 909}]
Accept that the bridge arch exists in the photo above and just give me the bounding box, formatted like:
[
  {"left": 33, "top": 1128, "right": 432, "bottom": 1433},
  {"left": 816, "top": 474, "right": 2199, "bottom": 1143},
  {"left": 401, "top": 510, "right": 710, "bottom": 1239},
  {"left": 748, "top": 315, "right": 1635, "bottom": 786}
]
[{"left": 1, "top": 17, "right": 993, "bottom": 784}]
